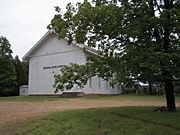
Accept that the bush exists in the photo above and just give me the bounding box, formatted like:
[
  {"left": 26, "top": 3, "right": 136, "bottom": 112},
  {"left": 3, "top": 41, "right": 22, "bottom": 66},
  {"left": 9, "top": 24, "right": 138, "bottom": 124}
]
[
  {"left": 0, "top": 88, "right": 17, "bottom": 97},
  {"left": 123, "top": 88, "right": 136, "bottom": 94}
]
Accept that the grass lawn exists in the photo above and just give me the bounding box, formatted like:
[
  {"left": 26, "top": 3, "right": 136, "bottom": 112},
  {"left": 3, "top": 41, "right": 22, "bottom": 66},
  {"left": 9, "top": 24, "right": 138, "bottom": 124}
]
[
  {"left": 0, "top": 95, "right": 63, "bottom": 102},
  {"left": 0, "top": 94, "right": 180, "bottom": 102},
  {"left": 16, "top": 107, "right": 180, "bottom": 135}
]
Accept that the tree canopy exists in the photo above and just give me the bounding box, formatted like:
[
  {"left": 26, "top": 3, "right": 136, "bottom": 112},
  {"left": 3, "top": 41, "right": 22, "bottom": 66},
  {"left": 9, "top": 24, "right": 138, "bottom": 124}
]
[
  {"left": 0, "top": 36, "right": 13, "bottom": 59},
  {"left": 49, "top": 0, "right": 180, "bottom": 111}
]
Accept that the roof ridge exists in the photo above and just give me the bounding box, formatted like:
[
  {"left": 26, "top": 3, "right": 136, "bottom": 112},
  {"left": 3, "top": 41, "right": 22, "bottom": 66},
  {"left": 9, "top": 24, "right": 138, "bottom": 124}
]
[{"left": 23, "top": 30, "right": 100, "bottom": 60}]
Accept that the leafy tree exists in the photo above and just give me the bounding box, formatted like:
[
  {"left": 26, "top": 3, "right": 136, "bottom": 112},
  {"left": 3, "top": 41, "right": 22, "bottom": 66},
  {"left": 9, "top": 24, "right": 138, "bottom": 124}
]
[
  {"left": 0, "top": 36, "right": 16, "bottom": 96},
  {"left": 13, "top": 56, "right": 28, "bottom": 93},
  {"left": 50, "top": 0, "right": 180, "bottom": 111}
]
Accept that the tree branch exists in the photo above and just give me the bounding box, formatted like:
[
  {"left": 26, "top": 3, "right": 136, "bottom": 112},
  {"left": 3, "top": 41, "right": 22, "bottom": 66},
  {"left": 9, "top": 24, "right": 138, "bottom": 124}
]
[
  {"left": 115, "top": 37, "right": 146, "bottom": 48},
  {"left": 154, "top": 0, "right": 162, "bottom": 14}
]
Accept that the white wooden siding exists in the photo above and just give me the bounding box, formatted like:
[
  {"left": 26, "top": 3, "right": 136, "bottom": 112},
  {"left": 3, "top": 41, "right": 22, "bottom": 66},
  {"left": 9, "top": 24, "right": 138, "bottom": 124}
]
[{"left": 28, "top": 33, "right": 122, "bottom": 95}]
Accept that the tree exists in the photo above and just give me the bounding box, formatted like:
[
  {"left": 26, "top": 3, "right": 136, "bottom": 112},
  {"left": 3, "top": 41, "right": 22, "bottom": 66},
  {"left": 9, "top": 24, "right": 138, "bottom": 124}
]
[
  {"left": 21, "top": 60, "right": 29, "bottom": 85},
  {"left": 0, "top": 36, "right": 16, "bottom": 96},
  {"left": 49, "top": 0, "right": 180, "bottom": 111},
  {"left": 13, "top": 56, "right": 28, "bottom": 94}
]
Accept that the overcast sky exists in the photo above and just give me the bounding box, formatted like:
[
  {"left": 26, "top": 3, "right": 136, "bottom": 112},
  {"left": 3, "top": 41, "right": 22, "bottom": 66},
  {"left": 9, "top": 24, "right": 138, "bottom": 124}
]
[{"left": 0, "top": 0, "right": 83, "bottom": 60}]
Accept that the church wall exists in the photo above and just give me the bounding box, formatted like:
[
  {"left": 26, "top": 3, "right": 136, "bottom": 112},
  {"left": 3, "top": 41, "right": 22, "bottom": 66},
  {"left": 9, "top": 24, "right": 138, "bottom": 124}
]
[{"left": 28, "top": 33, "right": 122, "bottom": 95}]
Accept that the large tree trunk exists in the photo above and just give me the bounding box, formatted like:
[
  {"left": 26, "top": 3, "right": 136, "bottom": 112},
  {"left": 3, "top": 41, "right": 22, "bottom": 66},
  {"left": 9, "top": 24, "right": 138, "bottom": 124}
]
[
  {"left": 162, "top": 0, "right": 176, "bottom": 111},
  {"left": 164, "top": 78, "right": 176, "bottom": 111}
]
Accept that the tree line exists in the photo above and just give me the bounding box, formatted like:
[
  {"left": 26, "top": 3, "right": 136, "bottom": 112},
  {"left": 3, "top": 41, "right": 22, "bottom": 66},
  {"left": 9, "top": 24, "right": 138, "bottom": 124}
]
[{"left": 0, "top": 36, "right": 28, "bottom": 96}]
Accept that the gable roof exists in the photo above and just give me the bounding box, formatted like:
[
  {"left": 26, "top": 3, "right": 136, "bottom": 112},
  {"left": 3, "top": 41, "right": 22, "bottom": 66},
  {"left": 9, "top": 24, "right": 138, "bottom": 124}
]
[
  {"left": 23, "top": 30, "right": 100, "bottom": 60},
  {"left": 23, "top": 30, "right": 55, "bottom": 60}
]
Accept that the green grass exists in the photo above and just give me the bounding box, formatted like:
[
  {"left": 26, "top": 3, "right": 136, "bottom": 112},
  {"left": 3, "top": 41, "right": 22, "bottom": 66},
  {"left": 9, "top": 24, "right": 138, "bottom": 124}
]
[
  {"left": 0, "top": 94, "right": 180, "bottom": 102},
  {"left": 0, "top": 96, "right": 64, "bottom": 102},
  {"left": 83, "top": 94, "right": 180, "bottom": 101},
  {"left": 17, "top": 107, "right": 180, "bottom": 135},
  {"left": 83, "top": 94, "right": 166, "bottom": 100}
]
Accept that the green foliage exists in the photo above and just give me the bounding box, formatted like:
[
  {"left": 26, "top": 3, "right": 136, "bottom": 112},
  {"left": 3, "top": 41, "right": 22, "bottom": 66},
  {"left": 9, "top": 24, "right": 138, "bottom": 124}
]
[
  {"left": 54, "top": 63, "right": 95, "bottom": 92},
  {"left": 50, "top": 0, "right": 179, "bottom": 87},
  {"left": 123, "top": 88, "right": 137, "bottom": 94},
  {"left": 13, "top": 56, "right": 28, "bottom": 93},
  {"left": 0, "top": 58, "right": 16, "bottom": 96},
  {"left": 50, "top": 0, "right": 180, "bottom": 110},
  {"left": 0, "top": 36, "right": 16, "bottom": 96},
  {"left": 0, "top": 36, "right": 13, "bottom": 59},
  {"left": 48, "top": 3, "right": 76, "bottom": 44}
]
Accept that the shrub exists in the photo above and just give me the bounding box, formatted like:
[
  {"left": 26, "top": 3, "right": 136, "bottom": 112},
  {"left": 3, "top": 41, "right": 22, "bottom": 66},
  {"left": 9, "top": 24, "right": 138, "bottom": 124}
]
[{"left": 0, "top": 88, "right": 17, "bottom": 97}]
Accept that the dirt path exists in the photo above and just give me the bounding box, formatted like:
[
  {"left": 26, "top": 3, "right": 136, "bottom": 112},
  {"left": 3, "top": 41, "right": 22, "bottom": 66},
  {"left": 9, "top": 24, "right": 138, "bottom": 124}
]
[{"left": 1, "top": 98, "right": 174, "bottom": 126}]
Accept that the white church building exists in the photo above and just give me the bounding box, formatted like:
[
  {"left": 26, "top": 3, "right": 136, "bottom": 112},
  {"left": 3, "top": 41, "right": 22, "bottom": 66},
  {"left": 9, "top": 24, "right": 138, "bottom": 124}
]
[{"left": 22, "top": 30, "right": 122, "bottom": 95}]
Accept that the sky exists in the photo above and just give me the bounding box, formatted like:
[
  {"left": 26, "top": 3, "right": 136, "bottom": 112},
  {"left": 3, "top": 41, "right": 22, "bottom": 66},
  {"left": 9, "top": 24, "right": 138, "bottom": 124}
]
[{"left": 0, "top": 0, "right": 83, "bottom": 60}]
